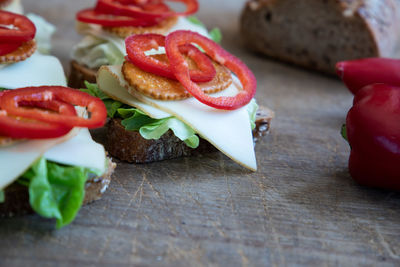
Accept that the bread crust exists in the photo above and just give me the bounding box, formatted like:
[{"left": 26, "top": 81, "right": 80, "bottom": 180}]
[
  {"left": 68, "top": 60, "right": 97, "bottom": 89},
  {"left": 240, "top": 0, "right": 400, "bottom": 74},
  {"left": 0, "top": 157, "right": 116, "bottom": 218},
  {"left": 105, "top": 106, "right": 274, "bottom": 163}
]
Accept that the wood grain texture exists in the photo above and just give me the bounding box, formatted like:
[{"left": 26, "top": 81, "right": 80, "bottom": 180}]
[{"left": 1, "top": 0, "right": 400, "bottom": 266}]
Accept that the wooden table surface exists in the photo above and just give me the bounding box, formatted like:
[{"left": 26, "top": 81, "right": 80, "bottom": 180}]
[{"left": 1, "top": 0, "right": 400, "bottom": 266}]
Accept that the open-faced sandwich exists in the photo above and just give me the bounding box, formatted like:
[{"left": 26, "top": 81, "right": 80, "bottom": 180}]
[
  {"left": 69, "top": 0, "right": 222, "bottom": 88},
  {"left": 90, "top": 30, "right": 273, "bottom": 170},
  {"left": 0, "top": 11, "right": 115, "bottom": 228}
]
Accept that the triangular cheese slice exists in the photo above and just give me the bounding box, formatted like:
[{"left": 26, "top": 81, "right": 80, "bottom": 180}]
[
  {"left": 0, "top": 128, "right": 106, "bottom": 190},
  {"left": 44, "top": 128, "right": 106, "bottom": 172},
  {"left": 0, "top": 53, "right": 66, "bottom": 89},
  {"left": 97, "top": 65, "right": 257, "bottom": 171},
  {"left": 0, "top": 128, "right": 79, "bottom": 190}
]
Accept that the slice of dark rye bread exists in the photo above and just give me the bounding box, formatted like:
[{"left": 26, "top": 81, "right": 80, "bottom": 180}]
[
  {"left": 0, "top": 157, "right": 116, "bottom": 217},
  {"left": 68, "top": 60, "right": 97, "bottom": 89},
  {"left": 240, "top": 0, "right": 400, "bottom": 74},
  {"left": 101, "top": 106, "right": 274, "bottom": 163}
]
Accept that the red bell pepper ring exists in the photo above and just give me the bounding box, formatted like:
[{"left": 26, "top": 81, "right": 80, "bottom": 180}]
[
  {"left": 336, "top": 58, "right": 400, "bottom": 95},
  {"left": 345, "top": 83, "right": 400, "bottom": 190},
  {"left": 0, "top": 42, "right": 23, "bottom": 56},
  {"left": 0, "top": 11, "right": 36, "bottom": 43},
  {"left": 76, "top": 8, "right": 160, "bottom": 27},
  {"left": 165, "top": 30, "right": 256, "bottom": 110},
  {"left": 0, "top": 86, "right": 107, "bottom": 129},
  {"left": 0, "top": 99, "right": 76, "bottom": 139},
  {"left": 125, "top": 33, "right": 216, "bottom": 83},
  {"left": 95, "top": 0, "right": 198, "bottom": 20},
  {"left": 96, "top": 0, "right": 171, "bottom": 18}
]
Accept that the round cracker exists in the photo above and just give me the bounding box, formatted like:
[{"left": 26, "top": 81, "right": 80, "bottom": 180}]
[
  {"left": 122, "top": 54, "right": 233, "bottom": 100},
  {"left": 0, "top": 40, "right": 36, "bottom": 64},
  {"left": 103, "top": 16, "right": 178, "bottom": 38}
]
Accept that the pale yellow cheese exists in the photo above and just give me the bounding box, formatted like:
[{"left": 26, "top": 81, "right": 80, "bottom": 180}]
[
  {"left": 0, "top": 53, "right": 67, "bottom": 89},
  {"left": 0, "top": 128, "right": 80, "bottom": 190}
]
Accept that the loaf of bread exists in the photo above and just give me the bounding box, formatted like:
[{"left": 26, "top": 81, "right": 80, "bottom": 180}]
[{"left": 240, "top": 0, "right": 400, "bottom": 74}]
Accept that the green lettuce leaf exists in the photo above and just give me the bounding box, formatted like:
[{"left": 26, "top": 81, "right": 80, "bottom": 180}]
[
  {"left": 118, "top": 108, "right": 199, "bottom": 148},
  {"left": 247, "top": 99, "right": 258, "bottom": 130},
  {"left": 81, "top": 81, "right": 109, "bottom": 100},
  {"left": 186, "top": 16, "right": 205, "bottom": 27},
  {"left": 186, "top": 16, "right": 222, "bottom": 43},
  {"left": 81, "top": 81, "right": 123, "bottom": 117},
  {"left": 20, "top": 158, "right": 95, "bottom": 229},
  {"left": 209, "top": 28, "right": 222, "bottom": 43}
]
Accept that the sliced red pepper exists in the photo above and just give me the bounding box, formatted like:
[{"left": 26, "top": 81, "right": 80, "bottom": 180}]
[
  {"left": 0, "top": 86, "right": 107, "bottom": 129},
  {"left": 96, "top": 0, "right": 171, "bottom": 18},
  {"left": 125, "top": 33, "right": 216, "bottom": 82},
  {"left": 76, "top": 8, "right": 160, "bottom": 27},
  {"left": 0, "top": 11, "right": 36, "bottom": 43},
  {"left": 336, "top": 58, "right": 400, "bottom": 95},
  {"left": 165, "top": 30, "right": 256, "bottom": 110},
  {"left": 0, "top": 42, "right": 22, "bottom": 56},
  {"left": 0, "top": 100, "right": 76, "bottom": 139},
  {"left": 95, "top": 0, "right": 198, "bottom": 20}
]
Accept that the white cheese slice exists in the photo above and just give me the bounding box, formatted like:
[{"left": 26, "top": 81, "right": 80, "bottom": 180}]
[
  {"left": 0, "top": 128, "right": 80, "bottom": 190},
  {"left": 95, "top": 67, "right": 170, "bottom": 119},
  {"left": 0, "top": 53, "right": 66, "bottom": 89},
  {"left": 1, "top": 0, "right": 23, "bottom": 14},
  {"left": 0, "top": 128, "right": 107, "bottom": 190},
  {"left": 44, "top": 128, "right": 106, "bottom": 173},
  {"left": 97, "top": 65, "right": 257, "bottom": 171}
]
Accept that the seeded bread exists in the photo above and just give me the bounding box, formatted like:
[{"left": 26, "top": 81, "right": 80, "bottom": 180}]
[
  {"left": 0, "top": 157, "right": 116, "bottom": 217},
  {"left": 240, "top": 0, "right": 400, "bottom": 74},
  {"left": 103, "top": 106, "right": 274, "bottom": 163}
]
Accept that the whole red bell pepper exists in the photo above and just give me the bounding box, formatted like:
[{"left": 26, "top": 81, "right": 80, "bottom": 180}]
[
  {"left": 337, "top": 58, "right": 400, "bottom": 190},
  {"left": 336, "top": 58, "right": 400, "bottom": 95},
  {"left": 345, "top": 83, "right": 400, "bottom": 190}
]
